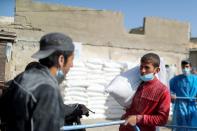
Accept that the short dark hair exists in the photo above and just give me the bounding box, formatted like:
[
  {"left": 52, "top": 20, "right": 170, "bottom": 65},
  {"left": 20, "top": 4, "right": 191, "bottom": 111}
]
[
  {"left": 25, "top": 61, "right": 40, "bottom": 71},
  {"left": 39, "top": 50, "right": 73, "bottom": 68},
  {"left": 165, "top": 64, "right": 169, "bottom": 68},
  {"left": 140, "top": 53, "right": 160, "bottom": 68},
  {"left": 181, "top": 60, "right": 192, "bottom": 66}
]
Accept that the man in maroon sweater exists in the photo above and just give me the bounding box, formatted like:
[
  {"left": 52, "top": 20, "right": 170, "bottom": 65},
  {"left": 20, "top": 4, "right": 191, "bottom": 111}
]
[{"left": 119, "top": 53, "right": 171, "bottom": 131}]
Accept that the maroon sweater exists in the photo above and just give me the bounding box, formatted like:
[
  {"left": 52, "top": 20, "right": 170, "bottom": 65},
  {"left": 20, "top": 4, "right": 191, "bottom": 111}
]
[{"left": 119, "top": 78, "right": 170, "bottom": 131}]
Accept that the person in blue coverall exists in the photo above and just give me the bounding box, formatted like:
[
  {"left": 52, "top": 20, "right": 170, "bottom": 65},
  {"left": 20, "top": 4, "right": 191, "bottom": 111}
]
[{"left": 170, "top": 60, "right": 197, "bottom": 131}]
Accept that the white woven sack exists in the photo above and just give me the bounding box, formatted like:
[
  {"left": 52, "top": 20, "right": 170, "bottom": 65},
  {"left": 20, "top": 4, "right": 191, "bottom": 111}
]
[{"left": 106, "top": 66, "right": 142, "bottom": 108}]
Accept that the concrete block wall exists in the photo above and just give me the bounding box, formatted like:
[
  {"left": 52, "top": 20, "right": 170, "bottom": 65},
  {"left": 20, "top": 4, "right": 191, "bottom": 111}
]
[
  {"left": 144, "top": 17, "right": 190, "bottom": 43},
  {"left": 14, "top": 0, "right": 190, "bottom": 51},
  {"left": 82, "top": 45, "right": 186, "bottom": 72},
  {"left": 0, "top": 44, "right": 6, "bottom": 81},
  {"left": 7, "top": 40, "right": 39, "bottom": 78}
]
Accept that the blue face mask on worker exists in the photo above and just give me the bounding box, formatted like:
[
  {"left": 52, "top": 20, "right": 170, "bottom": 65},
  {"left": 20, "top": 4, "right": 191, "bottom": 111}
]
[
  {"left": 182, "top": 68, "right": 191, "bottom": 75},
  {"left": 140, "top": 73, "right": 154, "bottom": 82},
  {"left": 56, "top": 69, "right": 65, "bottom": 84}
]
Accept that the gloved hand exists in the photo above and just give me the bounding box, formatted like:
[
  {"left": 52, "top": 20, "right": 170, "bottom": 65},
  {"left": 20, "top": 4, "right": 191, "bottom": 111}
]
[
  {"left": 78, "top": 104, "right": 89, "bottom": 117},
  {"left": 64, "top": 104, "right": 89, "bottom": 124}
]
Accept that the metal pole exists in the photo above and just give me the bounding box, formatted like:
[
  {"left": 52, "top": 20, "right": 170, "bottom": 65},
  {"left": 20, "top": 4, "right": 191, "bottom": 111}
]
[
  {"left": 175, "top": 96, "right": 197, "bottom": 100},
  {"left": 60, "top": 120, "right": 140, "bottom": 131},
  {"left": 161, "top": 125, "right": 197, "bottom": 130}
]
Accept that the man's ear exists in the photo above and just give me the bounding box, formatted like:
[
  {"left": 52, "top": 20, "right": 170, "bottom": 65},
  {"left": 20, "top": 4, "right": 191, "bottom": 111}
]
[
  {"left": 156, "top": 67, "right": 160, "bottom": 73},
  {"left": 58, "top": 54, "right": 65, "bottom": 67}
]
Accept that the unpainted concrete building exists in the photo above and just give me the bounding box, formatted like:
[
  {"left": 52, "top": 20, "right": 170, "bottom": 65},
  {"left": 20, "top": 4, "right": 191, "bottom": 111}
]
[
  {"left": 0, "top": 31, "right": 16, "bottom": 82},
  {"left": 189, "top": 38, "right": 197, "bottom": 69},
  {"left": 0, "top": 0, "right": 192, "bottom": 81}
]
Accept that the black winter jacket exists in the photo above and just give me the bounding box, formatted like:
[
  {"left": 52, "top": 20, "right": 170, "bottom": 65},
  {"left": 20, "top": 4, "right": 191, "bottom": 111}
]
[{"left": 0, "top": 63, "right": 78, "bottom": 131}]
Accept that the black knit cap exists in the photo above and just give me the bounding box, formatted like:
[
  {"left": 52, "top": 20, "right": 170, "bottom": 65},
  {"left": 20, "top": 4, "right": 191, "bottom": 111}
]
[{"left": 32, "top": 32, "right": 74, "bottom": 59}]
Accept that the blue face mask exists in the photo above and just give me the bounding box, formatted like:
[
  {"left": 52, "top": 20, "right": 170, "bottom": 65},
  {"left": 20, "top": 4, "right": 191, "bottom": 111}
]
[
  {"left": 140, "top": 73, "right": 154, "bottom": 82},
  {"left": 55, "top": 69, "right": 65, "bottom": 84},
  {"left": 182, "top": 68, "right": 191, "bottom": 75}
]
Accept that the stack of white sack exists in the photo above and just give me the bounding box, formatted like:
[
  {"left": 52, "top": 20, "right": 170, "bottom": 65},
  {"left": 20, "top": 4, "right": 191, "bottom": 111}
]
[
  {"left": 85, "top": 59, "right": 116, "bottom": 119},
  {"left": 101, "top": 61, "right": 126, "bottom": 119},
  {"left": 104, "top": 96, "right": 125, "bottom": 119},
  {"left": 106, "top": 66, "right": 142, "bottom": 108},
  {"left": 63, "top": 60, "right": 89, "bottom": 105},
  {"left": 86, "top": 59, "right": 108, "bottom": 86},
  {"left": 85, "top": 59, "right": 106, "bottom": 119},
  {"left": 64, "top": 86, "right": 88, "bottom": 105},
  {"left": 103, "top": 61, "right": 123, "bottom": 83},
  {"left": 87, "top": 84, "right": 108, "bottom": 119}
]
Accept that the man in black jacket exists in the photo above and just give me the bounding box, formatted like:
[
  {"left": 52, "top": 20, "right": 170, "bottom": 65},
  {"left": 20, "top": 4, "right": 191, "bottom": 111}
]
[{"left": 0, "top": 32, "right": 88, "bottom": 131}]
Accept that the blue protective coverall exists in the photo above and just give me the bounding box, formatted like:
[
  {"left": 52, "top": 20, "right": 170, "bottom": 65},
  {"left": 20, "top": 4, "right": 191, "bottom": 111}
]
[{"left": 170, "top": 74, "right": 197, "bottom": 131}]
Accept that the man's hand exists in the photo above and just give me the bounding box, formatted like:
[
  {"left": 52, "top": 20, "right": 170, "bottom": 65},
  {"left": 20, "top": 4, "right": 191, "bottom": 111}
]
[
  {"left": 124, "top": 115, "right": 137, "bottom": 126},
  {"left": 64, "top": 104, "right": 89, "bottom": 124},
  {"left": 78, "top": 104, "right": 89, "bottom": 117}
]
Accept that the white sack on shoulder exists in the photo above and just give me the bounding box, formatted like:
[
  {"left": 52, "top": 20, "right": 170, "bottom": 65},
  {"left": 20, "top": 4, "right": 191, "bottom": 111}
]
[{"left": 105, "top": 66, "right": 142, "bottom": 108}]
